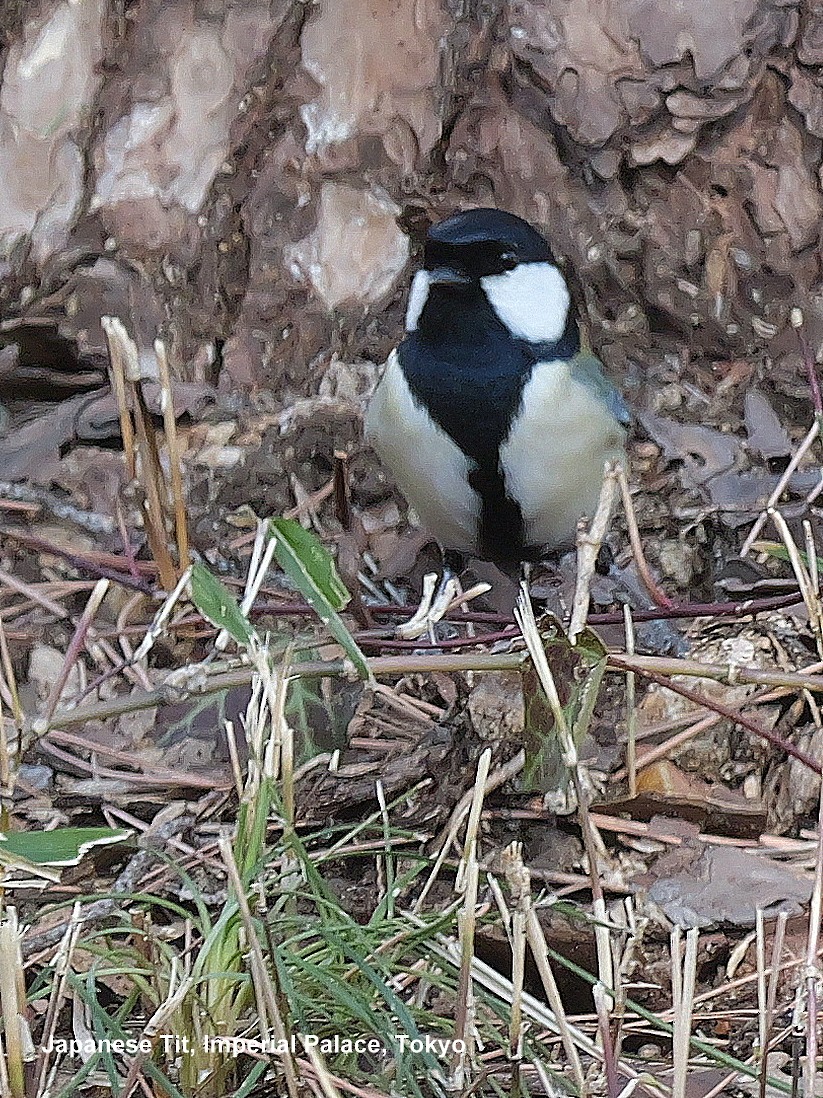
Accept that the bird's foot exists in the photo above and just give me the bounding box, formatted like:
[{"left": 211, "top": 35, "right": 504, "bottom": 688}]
[
  {"left": 396, "top": 571, "right": 459, "bottom": 642},
  {"left": 396, "top": 569, "right": 490, "bottom": 642}
]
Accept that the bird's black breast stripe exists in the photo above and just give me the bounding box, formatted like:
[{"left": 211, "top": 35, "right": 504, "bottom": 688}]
[{"left": 398, "top": 287, "right": 580, "bottom": 565}]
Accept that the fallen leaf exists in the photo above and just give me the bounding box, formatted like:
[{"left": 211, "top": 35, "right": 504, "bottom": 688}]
[{"left": 635, "top": 835, "right": 812, "bottom": 927}]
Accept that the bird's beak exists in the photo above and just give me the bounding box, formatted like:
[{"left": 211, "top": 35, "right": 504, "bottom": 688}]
[{"left": 426, "top": 266, "right": 471, "bottom": 287}]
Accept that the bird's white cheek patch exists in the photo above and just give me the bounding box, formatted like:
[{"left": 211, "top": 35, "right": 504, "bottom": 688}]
[
  {"left": 405, "top": 270, "right": 431, "bottom": 331},
  {"left": 481, "top": 262, "right": 570, "bottom": 342}
]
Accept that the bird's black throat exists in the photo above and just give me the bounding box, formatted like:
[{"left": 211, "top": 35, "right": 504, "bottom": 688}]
[{"left": 400, "top": 282, "right": 578, "bottom": 565}]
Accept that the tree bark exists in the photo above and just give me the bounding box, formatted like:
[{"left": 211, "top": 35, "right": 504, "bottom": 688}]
[{"left": 0, "top": 0, "right": 820, "bottom": 402}]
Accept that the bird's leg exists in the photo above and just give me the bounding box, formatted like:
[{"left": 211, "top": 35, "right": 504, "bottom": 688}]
[
  {"left": 595, "top": 542, "right": 614, "bottom": 575},
  {"left": 443, "top": 548, "right": 466, "bottom": 579},
  {"left": 423, "top": 549, "right": 467, "bottom": 643},
  {"left": 436, "top": 548, "right": 466, "bottom": 605}
]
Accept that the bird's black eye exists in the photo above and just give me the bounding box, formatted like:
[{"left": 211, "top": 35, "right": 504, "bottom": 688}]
[{"left": 499, "top": 250, "right": 518, "bottom": 271}]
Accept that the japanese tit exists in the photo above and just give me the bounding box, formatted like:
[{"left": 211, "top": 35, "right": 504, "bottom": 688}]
[{"left": 365, "top": 208, "right": 628, "bottom": 571}]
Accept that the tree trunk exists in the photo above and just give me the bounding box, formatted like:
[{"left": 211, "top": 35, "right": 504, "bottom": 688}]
[{"left": 0, "top": 0, "right": 820, "bottom": 404}]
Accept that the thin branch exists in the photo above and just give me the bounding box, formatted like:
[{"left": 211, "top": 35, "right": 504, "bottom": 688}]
[
  {"left": 619, "top": 664, "right": 822, "bottom": 777},
  {"left": 617, "top": 464, "right": 674, "bottom": 609},
  {"left": 36, "top": 646, "right": 823, "bottom": 748}
]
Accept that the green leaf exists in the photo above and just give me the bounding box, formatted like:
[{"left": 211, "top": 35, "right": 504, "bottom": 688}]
[
  {"left": 190, "top": 562, "right": 253, "bottom": 645},
  {"left": 752, "top": 540, "right": 823, "bottom": 572},
  {"left": 0, "top": 827, "right": 131, "bottom": 867},
  {"left": 269, "top": 519, "right": 371, "bottom": 680},
  {"left": 270, "top": 519, "right": 350, "bottom": 610}
]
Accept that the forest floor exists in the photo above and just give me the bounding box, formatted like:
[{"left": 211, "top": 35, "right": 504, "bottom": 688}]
[{"left": 1, "top": 319, "right": 822, "bottom": 1098}]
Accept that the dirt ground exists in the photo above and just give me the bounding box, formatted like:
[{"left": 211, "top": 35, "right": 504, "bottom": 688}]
[{"left": 3, "top": 304, "right": 823, "bottom": 1083}]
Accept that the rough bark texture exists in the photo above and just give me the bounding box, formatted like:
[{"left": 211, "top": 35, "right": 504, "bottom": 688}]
[{"left": 0, "top": 0, "right": 821, "bottom": 406}]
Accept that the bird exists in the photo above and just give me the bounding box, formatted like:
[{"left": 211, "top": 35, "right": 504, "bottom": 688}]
[{"left": 365, "top": 207, "right": 629, "bottom": 578}]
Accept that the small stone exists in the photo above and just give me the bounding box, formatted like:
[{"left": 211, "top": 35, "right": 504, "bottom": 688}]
[{"left": 658, "top": 540, "right": 694, "bottom": 587}]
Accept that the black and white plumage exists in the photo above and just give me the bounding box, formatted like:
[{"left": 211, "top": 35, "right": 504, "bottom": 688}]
[{"left": 365, "top": 208, "right": 629, "bottom": 571}]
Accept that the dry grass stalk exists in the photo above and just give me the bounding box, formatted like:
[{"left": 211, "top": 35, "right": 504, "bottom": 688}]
[
  {"left": 42, "top": 577, "right": 110, "bottom": 722},
  {"left": 612, "top": 712, "right": 720, "bottom": 782},
  {"left": 804, "top": 519, "right": 819, "bottom": 596},
  {"left": 119, "top": 973, "right": 195, "bottom": 1096},
  {"left": 522, "top": 885, "right": 586, "bottom": 1092},
  {"left": 414, "top": 749, "right": 524, "bottom": 913},
  {"left": 593, "top": 983, "right": 618, "bottom": 1098},
  {"left": 766, "top": 912, "right": 789, "bottom": 1036},
  {"left": 102, "top": 317, "right": 188, "bottom": 590},
  {"left": 258, "top": 653, "right": 289, "bottom": 801},
  {"left": 756, "top": 910, "right": 767, "bottom": 1092},
  {"left": 769, "top": 508, "right": 823, "bottom": 658},
  {"left": 102, "top": 314, "right": 136, "bottom": 481},
  {"left": 514, "top": 585, "right": 576, "bottom": 767},
  {"left": 0, "top": 616, "right": 21, "bottom": 733},
  {"left": 0, "top": 564, "right": 70, "bottom": 619},
  {"left": 500, "top": 843, "right": 528, "bottom": 1065},
  {"left": 32, "top": 902, "right": 84, "bottom": 1097},
  {"left": 610, "top": 653, "right": 823, "bottom": 694},
  {"left": 132, "top": 566, "right": 192, "bottom": 663},
  {"left": 0, "top": 699, "right": 9, "bottom": 804},
  {"left": 103, "top": 317, "right": 178, "bottom": 591},
  {"left": 570, "top": 460, "right": 620, "bottom": 642},
  {"left": 216, "top": 520, "right": 277, "bottom": 652},
  {"left": 241, "top": 666, "right": 283, "bottom": 805},
  {"left": 802, "top": 779, "right": 823, "bottom": 1098},
  {"left": 790, "top": 985, "right": 804, "bottom": 1096},
  {"left": 499, "top": 844, "right": 587, "bottom": 1093},
  {"left": 515, "top": 587, "right": 618, "bottom": 1094},
  {"left": 154, "top": 338, "right": 190, "bottom": 569},
  {"left": 612, "top": 899, "right": 642, "bottom": 1071},
  {"left": 613, "top": 652, "right": 823, "bottom": 781},
  {"left": 515, "top": 583, "right": 615, "bottom": 991},
  {"left": 279, "top": 676, "right": 295, "bottom": 834},
  {"left": 451, "top": 747, "right": 491, "bottom": 1087},
  {"left": 671, "top": 927, "right": 699, "bottom": 1098},
  {"left": 623, "top": 605, "right": 638, "bottom": 797},
  {"left": 758, "top": 910, "right": 789, "bottom": 1098},
  {"left": 741, "top": 420, "right": 820, "bottom": 557},
  {"left": 0, "top": 907, "right": 29, "bottom": 1098},
  {"left": 225, "top": 719, "right": 244, "bottom": 800},
  {"left": 375, "top": 779, "right": 393, "bottom": 917},
  {"left": 0, "top": 609, "right": 22, "bottom": 802},
  {"left": 40, "top": 642, "right": 823, "bottom": 741},
  {"left": 613, "top": 662, "right": 822, "bottom": 777},
  {"left": 300, "top": 1036, "right": 345, "bottom": 1098}
]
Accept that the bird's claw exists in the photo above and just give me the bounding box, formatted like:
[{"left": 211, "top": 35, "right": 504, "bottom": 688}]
[{"left": 396, "top": 571, "right": 460, "bottom": 641}]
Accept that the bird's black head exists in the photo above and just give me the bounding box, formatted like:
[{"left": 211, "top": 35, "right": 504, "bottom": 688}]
[
  {"left": 424, "top": 208, "right": 552, "bottom": 278},
  {"left": 405, "top": 208, "right": 573, "bottom": 346}
]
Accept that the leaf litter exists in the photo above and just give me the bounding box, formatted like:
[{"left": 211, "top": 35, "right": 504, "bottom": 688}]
[{"left": 2, "top": 328, "right": 823, "bottom": 1094}]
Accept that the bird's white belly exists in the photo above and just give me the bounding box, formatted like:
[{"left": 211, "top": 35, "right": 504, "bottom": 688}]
[
  {"left": 500, "top": 359, "right": 627, "bottom": 550},
  {"left": 365, "top": 351, "right": 481, "bottom": 552}
]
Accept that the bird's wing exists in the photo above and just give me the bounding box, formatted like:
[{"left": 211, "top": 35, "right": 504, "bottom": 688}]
[{"left": 569, "top": 353, "right": 631, "bottom": 427}]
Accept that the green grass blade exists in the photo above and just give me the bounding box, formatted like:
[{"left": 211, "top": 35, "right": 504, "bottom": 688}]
[{"left": 190, "top": 562, "right": 254, "bottom": 645}]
